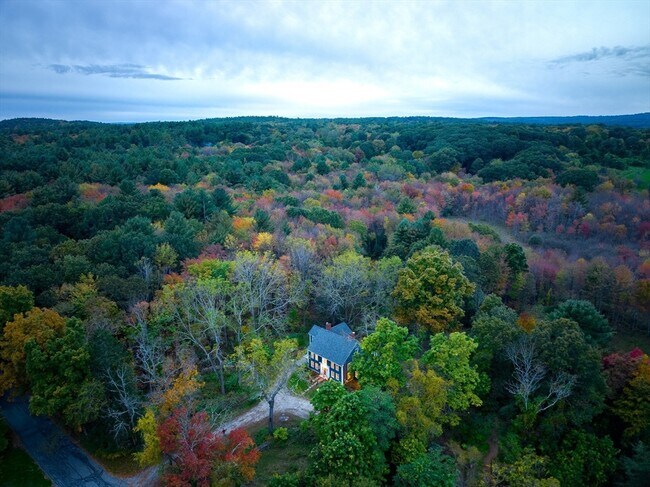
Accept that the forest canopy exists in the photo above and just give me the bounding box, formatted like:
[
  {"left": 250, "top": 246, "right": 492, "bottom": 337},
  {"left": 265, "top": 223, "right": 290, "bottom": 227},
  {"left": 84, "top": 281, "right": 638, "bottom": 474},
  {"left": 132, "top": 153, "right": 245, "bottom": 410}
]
[{"left": 0, "top": 116, "right": 648, "bottom": 486}]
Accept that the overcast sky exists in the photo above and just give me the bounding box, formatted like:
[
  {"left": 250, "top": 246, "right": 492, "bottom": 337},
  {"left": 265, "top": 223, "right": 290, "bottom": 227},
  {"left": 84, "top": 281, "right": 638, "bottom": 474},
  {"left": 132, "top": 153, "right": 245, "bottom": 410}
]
[{"left": 1, "top": 0, "right": 649, "bottom": 122}]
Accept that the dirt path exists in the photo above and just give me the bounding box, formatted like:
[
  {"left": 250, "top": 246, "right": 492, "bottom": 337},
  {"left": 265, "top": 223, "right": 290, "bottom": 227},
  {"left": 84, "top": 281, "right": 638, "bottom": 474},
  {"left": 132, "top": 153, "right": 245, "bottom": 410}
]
[
  {"left": 446, "top": 217, "right": 528, "bottom": 248},
  {"left": 484, "top": 429, "right": 499, "bottom": 465},
  {"left": 218, "top": 387, "right": 313, "bottom": 434},
  {"left": 483, "top": 427, "right": 499, "bottom": 482}
]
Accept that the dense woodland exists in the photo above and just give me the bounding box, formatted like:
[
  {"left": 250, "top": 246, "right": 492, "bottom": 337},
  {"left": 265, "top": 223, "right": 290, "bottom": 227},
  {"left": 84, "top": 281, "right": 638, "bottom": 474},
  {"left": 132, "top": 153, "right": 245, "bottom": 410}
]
[{"left": 0, "top": 117, "right": 649, "bottom": 486}]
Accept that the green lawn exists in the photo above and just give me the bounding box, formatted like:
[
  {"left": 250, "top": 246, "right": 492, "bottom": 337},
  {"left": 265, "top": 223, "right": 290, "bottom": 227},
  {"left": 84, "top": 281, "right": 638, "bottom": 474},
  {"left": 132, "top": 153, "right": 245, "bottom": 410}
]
[
  {"left": 287, "top": 370, "right": 309, "bottom": 395},
  {"left": 0, "top": 445, "right": 51, "bottom": 487}
]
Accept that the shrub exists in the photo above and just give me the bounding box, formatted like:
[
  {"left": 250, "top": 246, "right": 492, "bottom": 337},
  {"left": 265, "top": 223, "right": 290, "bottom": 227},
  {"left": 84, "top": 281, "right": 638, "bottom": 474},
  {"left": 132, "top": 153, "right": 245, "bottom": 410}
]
[{"left": 273, "top": 427, "right": 288, "bottom": 442}]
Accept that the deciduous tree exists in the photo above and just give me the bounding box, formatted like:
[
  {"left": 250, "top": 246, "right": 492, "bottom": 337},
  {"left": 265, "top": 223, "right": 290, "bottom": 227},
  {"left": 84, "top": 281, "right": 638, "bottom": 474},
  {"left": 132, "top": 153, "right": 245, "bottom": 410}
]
[
  {"left": 25, "top": 318, "right": 105, "bottom": 429},
  {"left": 351, "top": 318, "right": 418, "bottom": 392},
  {"left": 393, "top": 246, "right": 474, "bottom": 332},
  {"left": 394, "top": 446, "right": 458, "bottom": 487},
  {"left": 423, "top": 332, "right": 482, "bottom": 423},
  {"left": 0, "top": 308, "right": 66, "bottom": 394},
  {"left": 0, "top": 285, "right": 33, "bottom": 328},
  {"left": 549, "top": 299, "right": 613, "bottom": 348},
  {"left": 234, "top": 338, "right": 299, "bottom": 432}
]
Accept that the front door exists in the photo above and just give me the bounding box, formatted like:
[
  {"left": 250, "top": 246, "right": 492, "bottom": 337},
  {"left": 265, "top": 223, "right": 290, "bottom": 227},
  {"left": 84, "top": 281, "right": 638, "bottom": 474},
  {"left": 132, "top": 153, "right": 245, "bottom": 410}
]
[{"left": 321, "top": 362, "right": 328, "bottom": 379}]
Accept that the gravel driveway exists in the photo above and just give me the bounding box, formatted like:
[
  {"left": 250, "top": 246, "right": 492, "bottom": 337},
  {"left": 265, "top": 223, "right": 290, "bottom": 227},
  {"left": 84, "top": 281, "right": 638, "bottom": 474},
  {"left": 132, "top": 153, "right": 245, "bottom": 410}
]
[{"left": 219, "top": 387, "right": 313, "bottom": 433}]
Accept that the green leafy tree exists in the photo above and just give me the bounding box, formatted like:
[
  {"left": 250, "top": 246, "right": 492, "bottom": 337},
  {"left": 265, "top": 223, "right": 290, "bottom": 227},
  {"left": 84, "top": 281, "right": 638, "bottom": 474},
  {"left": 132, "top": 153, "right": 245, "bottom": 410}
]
[
  {"left": 422, "top": 332, "right": 482, "bottom": 424},
  {"left": 357, "top": 387, "right": 399, "bottom": 452},
  {"left": 212, "top": 187, "right": 236, "bottom": 215},
  {"left": 174, "top": 187, "right": 215, "bottom": 222},
  {"left": 0, "top": 285, "right": 34, "bottom": 328},
  {"left": 352, "top": 172, "right": 367, "bottom": 189},
  {"left": 351, "top": 318, "right": 419, "bottom": 392},
  {"left": 478, "top": 246, "right": 509, "bottom": 295},
  {"left": 622, "top": 441, "right": 650, "bottom": 487},
  {"left": 549, "top": 431, "right": 617, "bottom": 487},
  {"left": 394, "top": 446, "right": 458, "bottom": 487},
  {"left": 153, "top": 242, "right": 178, "bottom": 274},
  {"left": 163, "top": 211, "right": 201, "bottom": 260},
  {"left": 486, "top": 449, "right": 559, "bottom": 487},
  {"left": 311, "top": 380, "right": 347, "bottom": 413},
  {"left": 504, "top": 243, "right": 528, "bottom": 275},
  {"left": 397, "top": 197, "right": 417, "bottom": 215},
  {"left": 532, "top": 318, "right": 606, "bottom": 433},
  {"left": 393, "top": 246, "right": 475, "bottom": 332},
  {"left": 396, "top": 361, "right": 448, "bottom": 443},
  {"left": 385, "top": 217, "right": 432, "bottom": 260},
  {"left": 549, "top": 299, "right": 613, "bottom": 348},
  {"left": 253, "top": 208, "right": 272, "bottom": 232},
  {"left": 311, "top": 392, "right": 386, "bottom": 483},
  {"left": 470, "top": 295, "right": 523, "bottom": 391},
  {"left": 25, "top": 318, "right": 105, "bottom": 429}
]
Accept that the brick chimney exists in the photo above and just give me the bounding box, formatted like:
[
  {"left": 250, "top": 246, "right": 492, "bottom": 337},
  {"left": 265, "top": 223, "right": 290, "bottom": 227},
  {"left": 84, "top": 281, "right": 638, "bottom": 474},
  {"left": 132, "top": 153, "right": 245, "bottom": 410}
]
[
  {"left": 350, "top": 331, "right": 356, "bottom": 340},
  {"left": 325, "top": 322, "right": 332, "bottom": 330}
]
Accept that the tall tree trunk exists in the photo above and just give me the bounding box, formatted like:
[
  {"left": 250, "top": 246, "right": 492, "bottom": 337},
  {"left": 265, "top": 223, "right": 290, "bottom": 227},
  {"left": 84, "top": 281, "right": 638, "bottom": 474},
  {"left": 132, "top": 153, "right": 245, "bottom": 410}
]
[
  {"left": 219, "top": 361, "right": 226, "bottom": 395},
  {"left": 268, "top": 398, "right": 275, "bottom": 433}
]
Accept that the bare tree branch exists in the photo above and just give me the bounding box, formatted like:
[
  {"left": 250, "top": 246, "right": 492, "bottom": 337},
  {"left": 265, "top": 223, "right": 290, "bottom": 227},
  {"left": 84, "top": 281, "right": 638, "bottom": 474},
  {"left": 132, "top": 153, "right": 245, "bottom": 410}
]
[{"left": 505, "top": 335, "right": 576, "bottom": 414}]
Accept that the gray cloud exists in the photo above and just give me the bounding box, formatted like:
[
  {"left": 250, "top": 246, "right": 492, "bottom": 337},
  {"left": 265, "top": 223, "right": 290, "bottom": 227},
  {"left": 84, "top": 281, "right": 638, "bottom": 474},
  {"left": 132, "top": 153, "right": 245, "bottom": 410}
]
[
  {"left": 550, "top": 45, "right": 650, "bottom": 65},
  {"left": 2, "top": 1, "right": 649, "bottom": 120},
  {"left": 46, "top": 63, "right": 183, "bottom": 80},
  {"left": 547, "top": 45, "right": 650, "bottom": 79}
]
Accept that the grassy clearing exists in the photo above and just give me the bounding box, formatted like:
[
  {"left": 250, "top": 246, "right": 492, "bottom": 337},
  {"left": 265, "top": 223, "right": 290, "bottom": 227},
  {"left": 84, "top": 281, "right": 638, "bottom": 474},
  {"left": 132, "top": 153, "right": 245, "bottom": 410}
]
[
  {"left": 75, "top": 428, "right": 141, "bottom": 477},
  {"left": 620, "top": 166, "right": 650, "bottom": 190},
  {"left": 249, "top": 419, "right": 310, "bottom": 486},
  {"left": 0, "top": 445, "right": 51, "bottom": 487},
  {"left": 288, "top": 370, "right": 309, "bottom": 395},
  {"left": 84, "top": 449, "right": 141, "bottom": 477}
]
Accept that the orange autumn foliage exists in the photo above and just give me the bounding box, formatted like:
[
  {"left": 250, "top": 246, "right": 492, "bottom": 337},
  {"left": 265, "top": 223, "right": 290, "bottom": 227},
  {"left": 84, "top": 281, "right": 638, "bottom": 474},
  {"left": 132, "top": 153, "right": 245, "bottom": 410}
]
[
  {"left": 232, "top": 216, "right": 255, "bottom": 234},
  {"left": 160, "top": 367, "right": 204, "bottom": 417},
  {"left": 517, "top": 313, "right": 537, "bottom": 332}
]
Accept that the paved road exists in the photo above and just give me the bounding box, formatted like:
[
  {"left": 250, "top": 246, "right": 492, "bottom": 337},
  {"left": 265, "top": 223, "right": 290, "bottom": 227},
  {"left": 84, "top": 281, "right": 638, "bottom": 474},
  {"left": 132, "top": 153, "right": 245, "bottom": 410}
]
[
  {"left": 1, "top": 396, "right": 129, "bottom": 487},
  {"left": 1, "top": 387, "right": 311, "bottom": 486}
]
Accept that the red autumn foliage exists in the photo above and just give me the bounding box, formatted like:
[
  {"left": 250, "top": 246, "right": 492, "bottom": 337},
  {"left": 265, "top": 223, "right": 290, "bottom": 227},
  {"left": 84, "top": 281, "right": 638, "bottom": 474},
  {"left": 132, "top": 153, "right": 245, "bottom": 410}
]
[
  {"left": 79, "top": 183, "right": 118, "bottom": 203},
  {"left": 323, "top": 189, "right": 343, "bottom": 201},
  {"left": 0, "top": 193, "right": 29, "bottom": 213},
  {"left": 158, "top": 408, "right": 260, "bottom": 487},
  {"left": 214, "top": 428, "right": 260, "bottom": 482},
  {"left": 602, "top": 348, "right": 645, "bottom": 396},
  {"left": 158, "top": 409, "right": 217, "bottom": 487}
]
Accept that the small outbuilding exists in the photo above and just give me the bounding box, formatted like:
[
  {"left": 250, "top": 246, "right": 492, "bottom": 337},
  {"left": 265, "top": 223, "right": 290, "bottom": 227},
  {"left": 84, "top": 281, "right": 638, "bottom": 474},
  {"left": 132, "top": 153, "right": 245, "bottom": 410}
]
[{"left": 307, "top": 322, "right": 360, "bottom": 384}]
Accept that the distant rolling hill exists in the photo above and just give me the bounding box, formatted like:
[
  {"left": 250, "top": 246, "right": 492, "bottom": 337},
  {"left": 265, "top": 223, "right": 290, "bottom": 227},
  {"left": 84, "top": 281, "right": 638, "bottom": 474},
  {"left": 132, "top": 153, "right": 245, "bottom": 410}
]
[
  {"left": 2, "top": 113, "right": 649, "bottom": 128},
  {"left": 477, "top": 113, "right": 650, "bottom": 128}
]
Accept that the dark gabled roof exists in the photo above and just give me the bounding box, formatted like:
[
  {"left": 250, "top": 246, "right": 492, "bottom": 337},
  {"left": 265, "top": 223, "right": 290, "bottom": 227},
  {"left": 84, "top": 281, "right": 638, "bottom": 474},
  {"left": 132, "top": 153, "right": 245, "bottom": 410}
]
[
  {"left": 331, "top": 322, "right": 352, "bottom": 336},
  {"left": 308, "top": 323, "right": 360, "bottom": 365}
]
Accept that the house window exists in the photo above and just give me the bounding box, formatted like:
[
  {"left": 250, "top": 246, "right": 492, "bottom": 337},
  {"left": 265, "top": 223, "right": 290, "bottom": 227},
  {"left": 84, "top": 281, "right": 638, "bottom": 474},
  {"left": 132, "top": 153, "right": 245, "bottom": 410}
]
[{"left": 327, "top": 360, "right": 331, "bottom": 367}]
